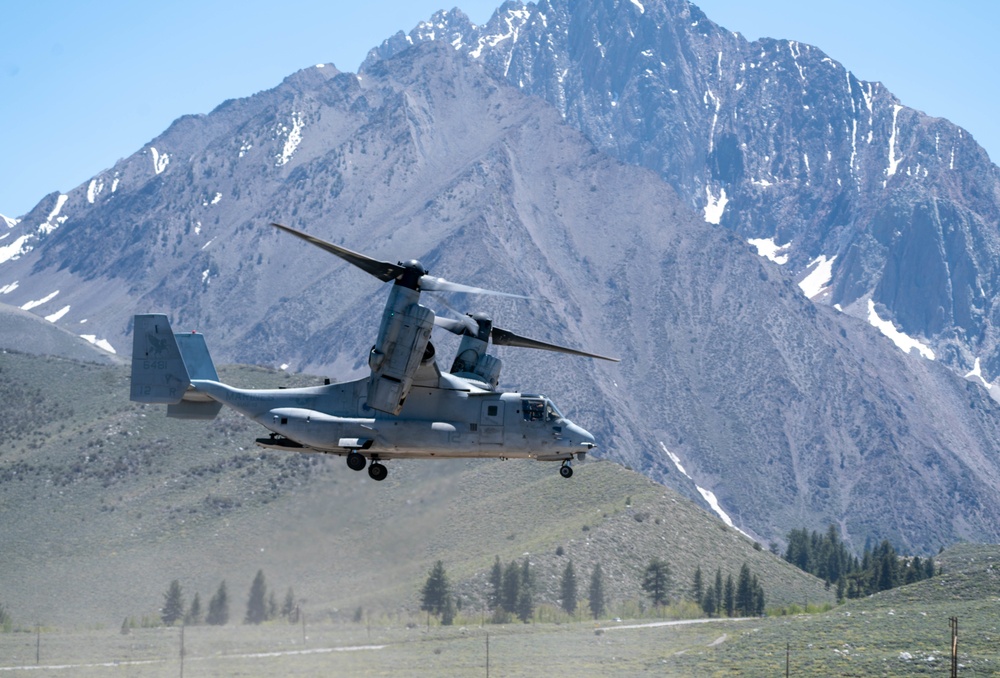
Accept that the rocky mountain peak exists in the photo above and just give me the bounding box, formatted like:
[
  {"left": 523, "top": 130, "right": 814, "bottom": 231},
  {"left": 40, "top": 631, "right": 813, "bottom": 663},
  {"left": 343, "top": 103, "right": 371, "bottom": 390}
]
[{"left": 366, "top": 0, "right": 1000, "bottom": 390}]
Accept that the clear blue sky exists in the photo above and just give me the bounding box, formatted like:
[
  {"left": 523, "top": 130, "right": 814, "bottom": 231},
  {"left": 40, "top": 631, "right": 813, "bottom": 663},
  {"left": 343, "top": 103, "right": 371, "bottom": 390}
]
[{"left": 1, "top": 0, "right": 996, "bottom": 219}]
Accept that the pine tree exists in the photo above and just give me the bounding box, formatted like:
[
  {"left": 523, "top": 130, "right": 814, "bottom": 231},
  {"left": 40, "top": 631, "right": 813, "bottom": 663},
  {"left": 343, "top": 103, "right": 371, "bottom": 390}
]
[
  {"left": 724, "top": 574, "right": 735, "bottom": 617},
  {"left": 701, "top": 584, "right": 716, "bottom": 616},
  {"left": 0, "top": 603, "right": 11, "bottom": 633},
  {"left": 516, "top": 558, "right": 534, "bottom": 622},
  {"left": 245, "top": 570, "right": 268, "bottom": 625},
  {"left": 206, "top": 581, "right": 229, "bottom": 626},
  {"left": 753, "top": 576, "right": 766, "bottom": 616},
  {"left": 713, "top": 568, "right": 724, "bottom": 616},
  {"left": 488, "top": 556, "right": 503, "bottom": 610},
  {"left": 736, "top": 563, "right": 753, "bottom": 616},
  {"left": 589, "top": 563, "right": 606, "bottom": 619},
  {"left": 161, "top": 580, "right": 185, "bottom": 626},
  {"left": 501, "top": 560, "right": 521, "bottom": 615},
  {"left": 441, "top": 594, "right": 457, "bottom": 626},
  {"left": 560, "top": 561, "right": 578, "bottom": 615},
  {"left": 642, "top": 558, "right": 672, "bottom": 608},
  {"left": 874, "top": 540, "right": 899, "bottom": 592},
  {"left": 421, "top": 560, "right": 452, "bottom": 618},
  {"left": 691, "top": 566, "right": 703, "bottom": 605},
  {"left": 281, "top": 588, "right": 296, "bottom": 620},
  {"left": 185, "top": 593, "right": 202, "bottom": 626},
  {"left": 784, "top": 528, "right": 811, "bottom": 571}
]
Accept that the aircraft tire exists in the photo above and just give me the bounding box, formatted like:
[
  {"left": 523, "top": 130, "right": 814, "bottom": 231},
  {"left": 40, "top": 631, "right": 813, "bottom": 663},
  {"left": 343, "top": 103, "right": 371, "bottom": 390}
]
[
  {"left": 559, "top": 465, "right": 573, "bottom": 478},
  {"left": 368, "top": 462, "right": 388, "bottom": 481},
  {"left": 346, "top": 452, "right": 366, "bottom": 471}
]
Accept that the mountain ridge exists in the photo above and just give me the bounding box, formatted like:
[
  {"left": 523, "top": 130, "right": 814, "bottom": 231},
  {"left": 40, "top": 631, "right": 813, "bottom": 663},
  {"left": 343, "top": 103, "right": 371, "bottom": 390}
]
[
  {"left": 364, "top": 0, "right": 1000, "bottom": 388},
  {"left": 0, "top": 35, "right": 998, "bottom": 552}
]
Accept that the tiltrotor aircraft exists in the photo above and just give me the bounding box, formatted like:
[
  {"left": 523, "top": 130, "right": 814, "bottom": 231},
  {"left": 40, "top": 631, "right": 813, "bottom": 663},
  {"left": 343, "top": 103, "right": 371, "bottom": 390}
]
[{"left": 130, "top": 223, "right": 618, "bottom": 481}]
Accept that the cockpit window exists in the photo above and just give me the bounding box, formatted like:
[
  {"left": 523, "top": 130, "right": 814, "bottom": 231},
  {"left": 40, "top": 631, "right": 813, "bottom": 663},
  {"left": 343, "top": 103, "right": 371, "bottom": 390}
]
[
  {"left": 522, "top": 398, "right": 563, "bottom": 422},
  {"left": 522, "top": 399, "right": 546, "bottom": 422}
]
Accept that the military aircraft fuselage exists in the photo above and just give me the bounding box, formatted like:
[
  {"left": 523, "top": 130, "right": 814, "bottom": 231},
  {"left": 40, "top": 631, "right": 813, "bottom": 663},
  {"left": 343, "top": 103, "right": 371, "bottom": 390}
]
[{"left": 192, "top": 372, "right": 595, "bottom": 461}]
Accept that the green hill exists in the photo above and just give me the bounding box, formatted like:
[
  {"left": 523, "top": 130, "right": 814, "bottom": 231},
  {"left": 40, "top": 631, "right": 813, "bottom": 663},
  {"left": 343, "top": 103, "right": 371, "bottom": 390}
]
[
  {"left": 668, "top": 543, "right": 1000, "bottom": 676},
  {"left": 0, "top": 351, "right": 831, "bottom": 628}
]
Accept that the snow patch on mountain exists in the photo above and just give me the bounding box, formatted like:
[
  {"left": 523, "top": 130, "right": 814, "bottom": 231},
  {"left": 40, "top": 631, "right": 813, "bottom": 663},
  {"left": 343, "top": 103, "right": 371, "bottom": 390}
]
[
  {"left": 0, "top": 235, "right": 32, "bottom": 265},
  {"left": 659, "top": 443, "right": 750, "bottom": 538},
  {"left": 20, "top": 290, "right": 59, "bottom": 311},
  {"left": 965, "top": 358, "right": 1000, "bottom": 401},
  {"left": 80, "top": 335, "right": 116, "bottom": 354},
  {"left": 0, "top": 281, "right": 18, "bottom": 294},
  {"left": 469, "top": 8, "right": 530, "bottom": 60},
  {"left": 45, "top": 305, "right": 70, "bottom": 323},
  {"left": 276, "top": 113, "right": 305, "bottom": 167},
  {"left": 704, "top": 186, "right": 727, "bottom": 224},
  {"left": 150, "top": 147, "right": 170, "bottom": 174},
  {"left": 748, "top": 236, "right": 790, "bottom": 265},
  {"left": 798, "top": 255, "right": 836, "bottom": 298},
  {"left": 867, "top": 299, "right": 934, "bottom": 360},
  {"left": 886, "top": 104, "right": 904, "bottom": 180},
  {"left": 87, "top": 178, "right": 104, "bottom": 204},
  {"left": 965, "top": 357, "right": 990, "bottom": 387},
  {"left": 39, "top": 195, "right": 68, "bottom": 235},
  {"left": 1, "top": 214, "right": 19, "bottom": 229}
]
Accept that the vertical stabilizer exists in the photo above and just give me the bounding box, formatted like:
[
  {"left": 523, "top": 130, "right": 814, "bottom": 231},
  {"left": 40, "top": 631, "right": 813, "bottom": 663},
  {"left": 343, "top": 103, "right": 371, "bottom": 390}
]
[
  {"left": 175, "top": 332, "right": 219, "bottom": 380},
  {"left": 130, "top": 314, "right": 190, "bottom": 404}
]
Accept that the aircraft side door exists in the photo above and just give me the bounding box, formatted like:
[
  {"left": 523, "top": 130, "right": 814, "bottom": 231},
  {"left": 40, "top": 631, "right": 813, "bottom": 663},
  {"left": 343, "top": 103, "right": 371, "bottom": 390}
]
[{"left": 479, "top": 401, "right": 504, "bottom": 445}]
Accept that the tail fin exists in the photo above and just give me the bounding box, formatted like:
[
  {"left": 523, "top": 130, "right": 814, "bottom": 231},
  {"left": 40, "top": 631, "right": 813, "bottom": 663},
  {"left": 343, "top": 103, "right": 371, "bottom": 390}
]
[
  {"left": 169, "top": 330, "right": 223, "bottom": 419},
  {"left": 130, "top": 314, "right": 223, "bottom": 419},
  {"left": 174, "top": 332, "right": 219, "bottom": 380},
  {"left": 130, "top": 314, "right": 190, "bottom": 404}
]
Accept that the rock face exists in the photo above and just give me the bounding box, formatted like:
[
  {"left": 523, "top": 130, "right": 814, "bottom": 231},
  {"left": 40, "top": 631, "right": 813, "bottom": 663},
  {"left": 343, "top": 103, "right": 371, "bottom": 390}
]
[
  {"left": 365, "top": 0, "right": 1000, "bottom": 383},
  {"left": 1, "top": 36, "right": 999, "bottom": 553}
]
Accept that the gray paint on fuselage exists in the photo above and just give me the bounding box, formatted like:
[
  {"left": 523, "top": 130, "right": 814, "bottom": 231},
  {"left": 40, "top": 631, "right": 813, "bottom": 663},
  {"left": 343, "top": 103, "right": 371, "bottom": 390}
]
[{"left": 190, "top": 372, "right": 581, "bottom": 460}]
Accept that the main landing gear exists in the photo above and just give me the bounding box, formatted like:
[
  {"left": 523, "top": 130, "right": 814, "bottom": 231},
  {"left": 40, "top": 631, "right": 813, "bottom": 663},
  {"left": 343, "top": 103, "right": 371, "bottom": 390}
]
[
  {"left": 559, "top": 462, "right": 573, "bottom": 478},
  {"left": 345, "top": 451, "right": 388, "bottom": 481},
  {"left": 346, "top": 451, "right": 366, "bottom": 472},
  {"left": 367, "top": 462, "right": 388, "bottom": 482}
]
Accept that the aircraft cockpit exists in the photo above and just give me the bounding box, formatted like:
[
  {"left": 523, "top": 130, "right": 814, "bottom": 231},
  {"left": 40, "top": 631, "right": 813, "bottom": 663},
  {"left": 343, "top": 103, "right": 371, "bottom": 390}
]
[{"left": 521, "top": 396, "right": 563, "bottom": 423}]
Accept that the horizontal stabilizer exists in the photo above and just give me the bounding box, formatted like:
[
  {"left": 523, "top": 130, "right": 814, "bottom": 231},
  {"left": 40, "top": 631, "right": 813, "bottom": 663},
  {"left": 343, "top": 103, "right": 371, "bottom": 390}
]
[{"left": 167, "top": 400, "right": 223, "bottom": 420}]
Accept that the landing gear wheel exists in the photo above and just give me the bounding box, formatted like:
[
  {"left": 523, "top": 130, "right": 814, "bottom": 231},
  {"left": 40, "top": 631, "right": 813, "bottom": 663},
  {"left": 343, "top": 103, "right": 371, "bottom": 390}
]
[
  {"left": 368, "top": 462, "right": 388, "bottom": 482},
  {"left": 346, "top": 451, "right": 366, "bottom": 472},
  {"left": 559, "top": 464, "right": 573, "bottom": 478}
]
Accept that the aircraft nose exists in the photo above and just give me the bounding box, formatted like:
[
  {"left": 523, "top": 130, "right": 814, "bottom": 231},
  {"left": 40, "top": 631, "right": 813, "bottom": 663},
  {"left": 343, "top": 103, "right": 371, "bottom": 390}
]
[{"left": 564, "top": 420, "right": 596, "bottom": 449}]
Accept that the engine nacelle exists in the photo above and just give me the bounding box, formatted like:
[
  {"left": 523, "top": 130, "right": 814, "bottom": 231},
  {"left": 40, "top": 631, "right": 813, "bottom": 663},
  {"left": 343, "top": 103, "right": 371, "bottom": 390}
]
[
  {"left": 450, "top": 334, "right": 502, "bottom": 389},
  {"left": 366, "top": 285, "right": 434, "bottom": 414}
]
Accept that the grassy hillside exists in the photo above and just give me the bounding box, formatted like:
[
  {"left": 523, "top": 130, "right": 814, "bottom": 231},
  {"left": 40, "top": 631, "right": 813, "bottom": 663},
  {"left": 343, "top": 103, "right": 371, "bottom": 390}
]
[
  {"left": 0, "top": 351, "right": 831, "bottom": 629},
  {"left": 668, "top": 543, "right": 1000, "bottom": 676}
]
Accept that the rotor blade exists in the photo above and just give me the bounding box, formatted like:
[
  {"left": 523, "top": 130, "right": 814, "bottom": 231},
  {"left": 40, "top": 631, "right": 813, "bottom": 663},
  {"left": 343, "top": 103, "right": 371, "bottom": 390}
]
[
  {"left": 491, "top": 327, "right": 620, "bottom": 362},
  {"left": 419, "top": 275, "right": 534, "bottom": 299},
  {"left": 433, "top": 315, "right": 478, "bottom": 335},
  {"left": 271, "top": 223, "right": 404, "bottom": 282}
]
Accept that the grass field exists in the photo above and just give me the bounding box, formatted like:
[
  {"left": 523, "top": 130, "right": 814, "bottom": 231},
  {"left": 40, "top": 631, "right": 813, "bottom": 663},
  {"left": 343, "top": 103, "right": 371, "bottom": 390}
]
[{"left": 2, "top": 594, "right": 996, "bottom": 678}]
